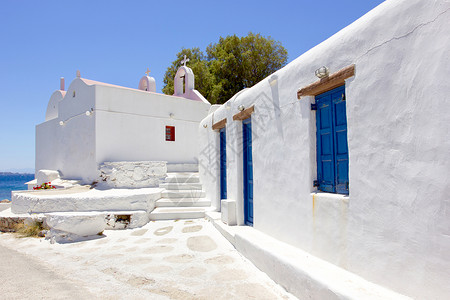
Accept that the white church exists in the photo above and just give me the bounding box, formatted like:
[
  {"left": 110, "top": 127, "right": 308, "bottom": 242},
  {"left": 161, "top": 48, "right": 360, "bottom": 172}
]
[
  {"left": 9, "top": 0, "right": 450, "bottom": 299},
  {"left": 37, "top": 57, "right": 210, "bottom": 184}
]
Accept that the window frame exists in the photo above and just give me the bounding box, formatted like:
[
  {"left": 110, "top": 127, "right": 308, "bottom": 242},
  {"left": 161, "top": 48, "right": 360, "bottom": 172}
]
[{"left": 165, "top": 126, "right": 175, "bottom": 141}]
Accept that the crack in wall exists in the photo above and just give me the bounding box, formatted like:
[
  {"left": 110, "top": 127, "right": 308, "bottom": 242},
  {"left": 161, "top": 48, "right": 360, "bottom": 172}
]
[{"left": 357, "top": 7, "right": 450, "bottom": 61}]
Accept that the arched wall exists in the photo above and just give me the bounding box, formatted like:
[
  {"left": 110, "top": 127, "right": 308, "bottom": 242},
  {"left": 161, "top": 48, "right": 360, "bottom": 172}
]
[
  {"left": 45, "top": 90, "right": 66, "bottom": 121},
  {"left": 174, "top": 66, "right": 195, "bottom": 96},
  {"left": 138, "top": 76, "right": 156, "bottom": 92}
]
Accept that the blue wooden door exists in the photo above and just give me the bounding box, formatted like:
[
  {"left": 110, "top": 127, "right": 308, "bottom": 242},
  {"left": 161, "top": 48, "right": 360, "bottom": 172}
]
[
  {"left": 219, "top": 128, "right": 227, "bottom": 200},
  {"left": 243, "top": 118, "right": 254, "bottom": 225},
  {"left": 316, "top": 85, "right": 349, "bottom": 194}
]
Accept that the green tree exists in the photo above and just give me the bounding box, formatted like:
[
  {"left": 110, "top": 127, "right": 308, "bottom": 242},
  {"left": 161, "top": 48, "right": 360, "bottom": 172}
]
[
  {"left": 162, "top": 33, "right": 288, "bottom": 104},
  {"left": 162, "top": 48, "right": 213, "bottom": 99}
]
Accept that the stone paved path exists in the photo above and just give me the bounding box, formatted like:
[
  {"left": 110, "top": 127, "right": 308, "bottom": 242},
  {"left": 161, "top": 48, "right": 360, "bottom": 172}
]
[{"left": 0, "top": 219, "right": 297, "bottom": 299}]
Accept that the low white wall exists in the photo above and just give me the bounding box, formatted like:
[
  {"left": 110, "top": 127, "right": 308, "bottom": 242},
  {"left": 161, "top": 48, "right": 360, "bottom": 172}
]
[
  {"left": 11, "top": 188, "right": 161, "bottom": 214},
  {"left": 199, "top": 0, "right": 450, "bottom": 298},
  {"left": 98, "top": 161, "right": 167, "bottom": 188},
  {"left": 36, "top": 170, "right": 60, "bottom": 185}
]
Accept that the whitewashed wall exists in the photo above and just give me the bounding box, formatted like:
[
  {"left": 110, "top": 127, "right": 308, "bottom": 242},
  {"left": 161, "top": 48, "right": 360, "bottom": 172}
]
[
  {"left": 36, "top": 119, "right": 60, "bottom": 173},
  {"left": 36, "top": 79, "right": 97, "bottom": 183},
  {"left": 199, "top": 0, "right": 450, "bottom": 298},
  {"left": 94, "top": 85, "right": 210, "bottom": 164}
]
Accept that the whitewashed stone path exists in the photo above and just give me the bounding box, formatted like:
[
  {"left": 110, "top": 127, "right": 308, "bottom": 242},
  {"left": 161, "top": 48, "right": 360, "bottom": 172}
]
[{"left": 0, "top": 219, "right": 297, "bottom": 299}]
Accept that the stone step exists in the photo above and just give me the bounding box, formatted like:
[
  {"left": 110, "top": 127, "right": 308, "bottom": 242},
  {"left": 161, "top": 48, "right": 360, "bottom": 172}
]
[
  {"left": 164, "top": 173, "right": 200, "bottom": 183},
  {"left": 166, "top": 172, "right": 199, "bottom": 177},
  {"left": 161, "top": 190, "right": 206, "bottom": 199},
  {"left": 156, "top": 198, "right": 211, "bottom": 207},
  {"left": 166, "top": 164, "right": 198, "bottom": 172},
  {"left": 11, "top": 187, "right": 161, "bottom": 214},
  {"left": 159, "top": 183, "right": 203, "bottom": 190},
  {"left": 149, "top": 207, "right": 206, "bottom": 220}
]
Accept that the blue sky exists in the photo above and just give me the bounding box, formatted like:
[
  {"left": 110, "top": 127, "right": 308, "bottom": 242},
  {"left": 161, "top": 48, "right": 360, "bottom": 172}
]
[{"left": 0, "top": 0, "right": 385, "bottom": 172}]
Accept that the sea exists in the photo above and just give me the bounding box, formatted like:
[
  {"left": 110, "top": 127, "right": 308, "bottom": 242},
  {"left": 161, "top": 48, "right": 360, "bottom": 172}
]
[{"left": 0, "top": 173, "right": 35, "bottom": 201}]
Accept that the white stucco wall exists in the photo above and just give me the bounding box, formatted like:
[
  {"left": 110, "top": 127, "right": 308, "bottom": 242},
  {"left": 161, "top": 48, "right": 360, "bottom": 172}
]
[
  {"left": 94, "top": 85, "right": 210, "bottom": 164},
  {"left": 36, "top": 119, "right": 60, "bottom": 175},
  {"left": 37, "top": 79, "right": 99, "bottom": 183},
  {"left": 198, "top": 0, "right": 450, "bottom": 298},
  {"left": 36, "top": 78, "right": 98, "bottom": 183},
  {"left": 36, "top": 117, "right": 97, "bottom": 183}
]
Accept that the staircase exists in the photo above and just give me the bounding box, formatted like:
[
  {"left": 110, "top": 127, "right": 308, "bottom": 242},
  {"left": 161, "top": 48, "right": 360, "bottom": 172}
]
[{"left": 149, "top": 172, "right": 211, "bottom": 220}]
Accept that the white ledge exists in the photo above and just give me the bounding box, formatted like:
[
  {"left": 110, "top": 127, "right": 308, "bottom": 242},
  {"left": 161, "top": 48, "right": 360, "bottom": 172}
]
[{"left": 311, "top": 192, "right": 349, "bottom": 203}]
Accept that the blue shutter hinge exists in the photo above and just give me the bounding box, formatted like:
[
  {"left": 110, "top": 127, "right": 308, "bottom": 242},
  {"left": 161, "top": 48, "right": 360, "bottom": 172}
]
[
  {"left": 313, "top": 180, "right": 319, "bottom": 187},
  {"left": 311, "top": 103, "right": 317, "bottom": 111}
]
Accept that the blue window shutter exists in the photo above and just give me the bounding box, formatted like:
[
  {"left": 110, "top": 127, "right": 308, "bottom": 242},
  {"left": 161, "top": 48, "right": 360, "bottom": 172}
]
[
  {"left": 316, "top": 93, "right": 336, "bottom": 193},
  {"left": 315, "top": 85, "right": 349, "bottom": 194},
  {"left": 332, "top": 88, "right": 349, "bottom": 194}
]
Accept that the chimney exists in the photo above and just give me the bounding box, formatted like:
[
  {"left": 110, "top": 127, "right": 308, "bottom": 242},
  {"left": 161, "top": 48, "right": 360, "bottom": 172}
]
[{"left": 60, "top": 77, "right": 65, "bottom": 91}]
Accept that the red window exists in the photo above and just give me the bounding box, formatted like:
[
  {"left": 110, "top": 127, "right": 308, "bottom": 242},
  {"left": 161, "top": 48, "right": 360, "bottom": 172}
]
[{"left": 165, "top": 126, "right": 175, "bottom": 141}]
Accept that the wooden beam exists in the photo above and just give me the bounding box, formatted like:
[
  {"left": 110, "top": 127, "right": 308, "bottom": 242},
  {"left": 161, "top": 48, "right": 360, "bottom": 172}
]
[
  {"left": 297, "top": 65, "right": 355, "bottom": 99},
  {"left": 212, "top": 118, "right": 227, "bottom": 130},
  {"left": 233, "top": 105, "right": 255, "bottom": 121}
]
